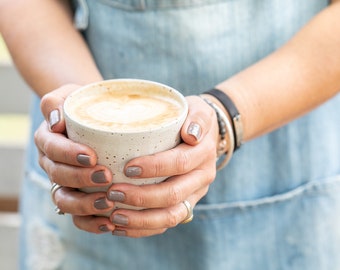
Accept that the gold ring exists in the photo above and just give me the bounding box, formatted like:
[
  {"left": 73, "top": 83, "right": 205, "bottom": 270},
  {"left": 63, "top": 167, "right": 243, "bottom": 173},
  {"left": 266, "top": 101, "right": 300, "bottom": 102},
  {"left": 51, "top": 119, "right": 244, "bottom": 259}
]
[
  {"left": 51, "top": 183, "right": 63, "bottom": 205},
  {"left": 181, "top": 200, "right": 194, "bottom": 224}
]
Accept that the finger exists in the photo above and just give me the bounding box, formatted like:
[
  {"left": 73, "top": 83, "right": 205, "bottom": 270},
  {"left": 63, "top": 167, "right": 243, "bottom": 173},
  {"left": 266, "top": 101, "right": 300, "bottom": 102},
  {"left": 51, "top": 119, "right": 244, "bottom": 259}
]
[
  {"left": 53, "top": 186, "right": 114, "bottom": 216},
  {"left": 110, "top": 202, "right": 187, "bottom": 229},
  {"left": 108, "top": 168, "right": 215, "bottom": 209},
  {"left": 124, "top": 136, "right": 216, "bottom": 179},
  {"left": 112, "top": 227, "right": 168, "bottom": 238},
  {"left": 40, "top": 155, "right": 112, "bottom": 188},
  {"left": 110, "top": 188, "right": 207, "bottom": 238},
  {"left": 72, "top": 215, "right": 115, "bottom": 234},
  {"left": 40, "top": 84, "right": 81, "bottom": 132},
  {"left": 181, "top": 95, "right": 217, "bottom": 146},
  {"left": 35, "top": 121, "right": 97, "bottom": 167}
]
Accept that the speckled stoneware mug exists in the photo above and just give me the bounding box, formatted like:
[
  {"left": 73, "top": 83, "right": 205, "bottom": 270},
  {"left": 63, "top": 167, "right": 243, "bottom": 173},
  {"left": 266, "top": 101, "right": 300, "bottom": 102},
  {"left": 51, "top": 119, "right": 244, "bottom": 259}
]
[{"left": 64, "top": 79, "right": 188, "bottom": 209}]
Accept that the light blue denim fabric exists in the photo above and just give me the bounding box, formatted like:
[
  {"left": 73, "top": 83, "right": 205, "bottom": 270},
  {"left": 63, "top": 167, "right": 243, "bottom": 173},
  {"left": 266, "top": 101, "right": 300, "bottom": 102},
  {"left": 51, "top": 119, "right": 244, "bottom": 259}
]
[{"left": 20, "top": 0, "right": 340, "bottom": 269}]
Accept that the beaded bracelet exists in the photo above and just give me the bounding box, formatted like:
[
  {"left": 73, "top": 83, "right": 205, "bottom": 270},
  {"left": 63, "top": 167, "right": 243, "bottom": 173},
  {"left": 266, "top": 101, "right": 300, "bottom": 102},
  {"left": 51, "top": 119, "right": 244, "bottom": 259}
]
[
  {"left": 204, "top": 88, "right": 243, "bottom": 151},
  {"left": 200, "top": 96, "right": 235, "bottom": 170}
]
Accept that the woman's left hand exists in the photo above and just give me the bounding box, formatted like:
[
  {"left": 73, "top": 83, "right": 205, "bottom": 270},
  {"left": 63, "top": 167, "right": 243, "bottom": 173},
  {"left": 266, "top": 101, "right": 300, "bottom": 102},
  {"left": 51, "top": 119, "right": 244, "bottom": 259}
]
[{"left": 100, "top": 95, "right": 219, "bottom": 237}]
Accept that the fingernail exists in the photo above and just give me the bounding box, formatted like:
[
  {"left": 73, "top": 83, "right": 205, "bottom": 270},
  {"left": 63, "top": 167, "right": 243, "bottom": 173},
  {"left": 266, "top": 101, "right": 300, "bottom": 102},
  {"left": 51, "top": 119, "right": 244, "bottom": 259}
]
[
  {"left": 112, "top": 214, "right": 128, "bottom": 226},
  {"left": 91, "top": 171, "right": 107, "bottom": 184},
  {"left": 108, "top": 191, "right": 125, "bottom": 202},
  {"left": 112, "top": 230, "right": 126, "bottom": 237},
  {"left": 49, "top": 109, "right": 60, "bottom": 130},
  {"left": 187, "top": 122, "right": 201, "bottom": 141},
  {"left": 99, "top": 225, "right": 110, "bottom": 232},
  {"left": 125, "top": 166, "right": 142, "bottom": 177},
  {"left": 94, "top": 197, "right": 110, "bottom": 210},
  {"left": 77, "top": 154, "right": 91, "bottom": 166}
]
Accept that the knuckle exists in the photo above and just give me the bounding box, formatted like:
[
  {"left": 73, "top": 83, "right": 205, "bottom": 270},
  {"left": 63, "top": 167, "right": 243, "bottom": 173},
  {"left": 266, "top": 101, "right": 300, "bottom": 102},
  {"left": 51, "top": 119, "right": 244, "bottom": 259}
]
[
  {"left": 80, "top": 205, "right": 89, "bottom": 215},
  {"left": 173, "top": 149, "right": 191, "bottom": 173},
  {"left": 40, "top": 94, "right": 50, "bottom": 111},
  {"left": 152, "top": 157, "right": 164, "bottom": 177},
  {"left": 130, "top": 188, "right": 147, "bottom": 207},
  {"left": 167, "top": 185, "right": 183, "bottom": 206},
  {"left": 137, "top": 217, "right": 152, "bottom": 229},
  {"left": 73, "top": 169, "right": 87, "bottom": 187},
  {"left": 48, "top": 165, "right": 59, "bottom": 183},
  {"left": 40, "top": 92, "right": 51, "bottom": 105},
  {"left": 42, "top": 137, "right": 55, "bottom": 159},
  {"left": 77, "top": 199, "right": 89, "bottom": 214},
  {"left": 165, "top": 208, "right": 180, "bottom": 228},
  {"left": 43, "top": 137, "right": 72, "bottom": 164}
]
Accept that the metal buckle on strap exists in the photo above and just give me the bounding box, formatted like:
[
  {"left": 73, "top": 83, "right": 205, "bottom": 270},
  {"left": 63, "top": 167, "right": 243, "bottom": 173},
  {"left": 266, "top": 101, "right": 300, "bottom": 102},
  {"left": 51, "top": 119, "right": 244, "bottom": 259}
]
[{"left": 73, "top": 0, "right": 89, "bottom": 30}]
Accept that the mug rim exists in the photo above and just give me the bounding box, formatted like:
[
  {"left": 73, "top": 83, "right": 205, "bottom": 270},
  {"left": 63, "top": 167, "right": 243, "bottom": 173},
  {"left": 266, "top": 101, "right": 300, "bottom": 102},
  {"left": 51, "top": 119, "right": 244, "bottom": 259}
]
[{"left": 63, "top": 78, "right": 188, "bottom": 134}]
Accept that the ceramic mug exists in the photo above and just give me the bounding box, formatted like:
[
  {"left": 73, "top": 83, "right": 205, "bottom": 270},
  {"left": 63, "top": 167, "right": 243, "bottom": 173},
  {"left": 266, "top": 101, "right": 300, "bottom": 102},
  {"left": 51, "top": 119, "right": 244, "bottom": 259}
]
[{"left": 64, "top": 79, "right": 188, "bottom": 209}]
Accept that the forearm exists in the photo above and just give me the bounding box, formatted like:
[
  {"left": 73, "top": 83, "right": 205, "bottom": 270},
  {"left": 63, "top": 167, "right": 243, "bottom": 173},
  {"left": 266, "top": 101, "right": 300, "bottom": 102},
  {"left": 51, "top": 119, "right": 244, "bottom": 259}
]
[
  {"left": 216, "top": 2, "right": 340, "bottom": 142},
  {"left": 0, "top": 0, "right": 102, "bottom": 97}
]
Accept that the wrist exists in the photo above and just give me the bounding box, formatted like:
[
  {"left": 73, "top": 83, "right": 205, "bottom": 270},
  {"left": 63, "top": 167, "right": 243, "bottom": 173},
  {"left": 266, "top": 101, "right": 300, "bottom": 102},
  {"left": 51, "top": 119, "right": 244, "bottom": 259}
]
[{"left": 200, "top": 95, "right": 234, "bottom": 170}]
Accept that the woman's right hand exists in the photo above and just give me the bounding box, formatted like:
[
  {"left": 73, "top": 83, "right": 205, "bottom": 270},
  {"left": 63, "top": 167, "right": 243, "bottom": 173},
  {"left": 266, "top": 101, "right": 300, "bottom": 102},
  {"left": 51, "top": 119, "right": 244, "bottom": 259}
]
[{"left": 35, "top": 84, "right": 116, "bottom": 234}]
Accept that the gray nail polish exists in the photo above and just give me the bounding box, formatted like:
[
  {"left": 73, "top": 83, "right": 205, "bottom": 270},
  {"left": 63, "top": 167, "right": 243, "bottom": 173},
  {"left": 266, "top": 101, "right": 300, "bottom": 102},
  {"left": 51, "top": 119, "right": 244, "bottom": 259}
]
[
  {"left": 112, "top": 214, "right": 128, "bottom": 226},
  {"left": 187, "top": 122, "right": 201, "bottom": 141},
  {"left": 94, "top": 197, "right": 109, "bottom": 210},
  {"left": 49, "top": 109, "right": 60, "bottom": 129},
  {"left": 125, "top": 166, "right": 142, "bottom": 177},
  {"left": 99, "top": 225, "right": 110, "bottom": 232},
  {"left": 77, "top": 154, "right": 91, "bottom": 166},
  {"left": 108, "top": 191, "right": 125, "bottom": 202},
  {"left": 112, "top": 230, "right": 126, "bottom": 237},
  {"left": 91, "top": 171, "right": 107, "bottom": 183}
]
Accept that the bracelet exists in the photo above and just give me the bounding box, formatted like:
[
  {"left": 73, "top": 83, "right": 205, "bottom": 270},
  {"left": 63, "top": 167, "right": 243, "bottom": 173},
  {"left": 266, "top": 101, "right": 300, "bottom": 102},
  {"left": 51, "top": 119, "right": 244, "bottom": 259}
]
[
  {"left": 200, "top": 96, "right": 235, "bottom": 170},
  {"left": 204, "top": 88, "right": 243, "bottom": 151}
]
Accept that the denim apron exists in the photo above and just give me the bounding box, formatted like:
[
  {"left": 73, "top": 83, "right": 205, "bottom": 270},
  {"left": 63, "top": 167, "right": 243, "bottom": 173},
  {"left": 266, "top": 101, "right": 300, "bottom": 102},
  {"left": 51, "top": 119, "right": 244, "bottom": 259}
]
[{"left": 20, "top": 0, "right": 340, "bottom": 269}]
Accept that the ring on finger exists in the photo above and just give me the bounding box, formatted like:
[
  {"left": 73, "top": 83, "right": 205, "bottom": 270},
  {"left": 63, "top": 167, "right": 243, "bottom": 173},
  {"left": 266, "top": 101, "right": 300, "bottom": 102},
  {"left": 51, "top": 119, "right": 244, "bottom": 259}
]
[
  {"left": 181, "top": 200, "right": 194, "bottom": 224},
  {"left": 51, "top": 182, "right": 63, "bottom": 206},
  {"left": 54, "top": 206, "right": 65, "bottom": 215}
]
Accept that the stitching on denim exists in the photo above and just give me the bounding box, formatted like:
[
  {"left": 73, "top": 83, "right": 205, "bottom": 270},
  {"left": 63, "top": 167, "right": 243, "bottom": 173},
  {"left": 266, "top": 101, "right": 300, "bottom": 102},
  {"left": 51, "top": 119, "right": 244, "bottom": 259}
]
[
  {"left": 195, "top": 174, "right": 340, "bottom": 211},
  {"left": 95, "top": 0, "right": 230, "bottom": 11}
]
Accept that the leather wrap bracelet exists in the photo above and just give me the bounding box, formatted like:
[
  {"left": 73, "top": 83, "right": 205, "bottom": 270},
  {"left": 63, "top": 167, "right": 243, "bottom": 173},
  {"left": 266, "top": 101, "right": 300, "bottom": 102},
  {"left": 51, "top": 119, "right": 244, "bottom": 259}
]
[
  {"left": 204, "top": 88, "right": 243, "bottom": 151},
  {"left": 200, "top": 96, "right": 234, "bottom": 170}
]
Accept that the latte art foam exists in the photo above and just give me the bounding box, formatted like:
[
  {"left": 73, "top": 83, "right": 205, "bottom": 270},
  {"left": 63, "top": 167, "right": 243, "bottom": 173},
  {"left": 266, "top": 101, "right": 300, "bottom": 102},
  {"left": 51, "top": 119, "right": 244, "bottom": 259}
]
[{"left": 69, "top": 93, "right": 182, "bottom": 132}]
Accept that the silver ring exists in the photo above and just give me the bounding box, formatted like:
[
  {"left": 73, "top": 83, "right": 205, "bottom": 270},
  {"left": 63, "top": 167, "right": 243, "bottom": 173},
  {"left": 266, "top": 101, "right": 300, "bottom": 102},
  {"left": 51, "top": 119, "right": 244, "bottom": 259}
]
[
  {"left": 181, "top": 200, "right": 194, "bottom": 224},
  {"left": 54, "top": 206, "right": 65, "bottom": 215},
  {"left": 51, "top": 183, "right": 63, "bottom": 206}
]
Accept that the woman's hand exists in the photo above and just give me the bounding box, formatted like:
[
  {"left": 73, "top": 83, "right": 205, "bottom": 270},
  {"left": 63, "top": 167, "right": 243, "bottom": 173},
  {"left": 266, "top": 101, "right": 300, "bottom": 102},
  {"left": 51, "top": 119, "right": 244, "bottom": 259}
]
[
  {"left": 35, "top": 84, "right": 116, "bottom": 233},
  {"left": 35, "top": 86, "right": 219, "bottom": 237},
  {"left": 107, "top": 95, "right": 218, "bottom": 237}
]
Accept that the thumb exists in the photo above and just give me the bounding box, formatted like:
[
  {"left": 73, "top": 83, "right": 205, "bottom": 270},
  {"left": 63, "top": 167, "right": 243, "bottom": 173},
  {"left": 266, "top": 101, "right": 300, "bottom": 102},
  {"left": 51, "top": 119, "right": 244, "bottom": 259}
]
[
  {"left": 180, "top": 95, "right": 215, "bottom": 146},
  {"left": 181, "top": 121, "right": 202, "bottom": 146},
  {"left": 40, "top": 84, "right": 81, "bottom": 133}
]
